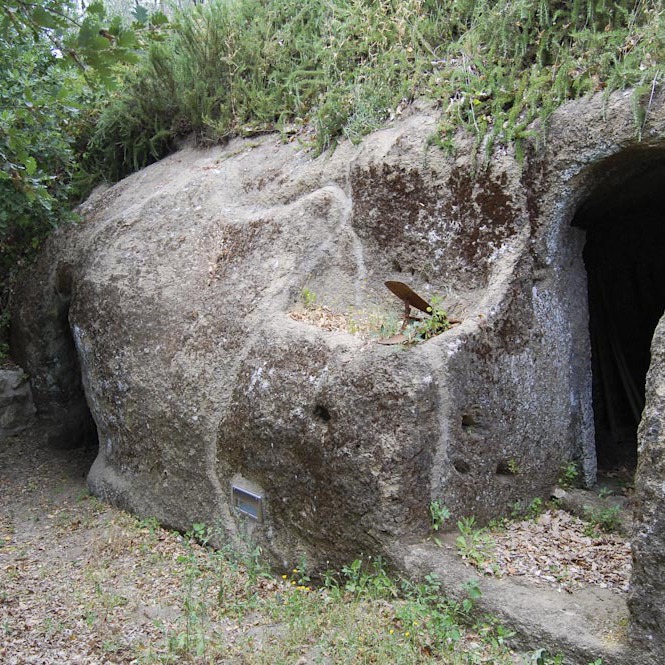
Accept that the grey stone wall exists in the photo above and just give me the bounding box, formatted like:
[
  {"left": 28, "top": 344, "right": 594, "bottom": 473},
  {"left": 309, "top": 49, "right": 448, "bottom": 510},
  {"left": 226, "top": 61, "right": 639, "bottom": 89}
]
[{"left": 629, "top": 313, "right": 665, "bottom": 657}]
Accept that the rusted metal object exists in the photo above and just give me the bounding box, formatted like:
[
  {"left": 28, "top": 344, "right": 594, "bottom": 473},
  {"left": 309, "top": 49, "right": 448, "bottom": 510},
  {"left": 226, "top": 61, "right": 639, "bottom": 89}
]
[
  {"left": 379, "top": 281, "right": 461, "bottom": 344},
  {"left": 376, "top": 333, "right": 408, "bottom": 346},
  {"left": 385, "top": 280, "right": 431, "bottom": 329},
  {"left": 376, "top": 281, "right": 432, "bottom": 344},
  {"left": 385, "top": 281, "right": 432, "bottom": 314}
]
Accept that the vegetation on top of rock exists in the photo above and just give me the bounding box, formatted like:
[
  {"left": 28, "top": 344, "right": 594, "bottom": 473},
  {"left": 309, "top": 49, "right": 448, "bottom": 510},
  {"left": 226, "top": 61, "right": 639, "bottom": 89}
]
[{"left": 87, "top": 0, "right": 664, "bottom": 181}]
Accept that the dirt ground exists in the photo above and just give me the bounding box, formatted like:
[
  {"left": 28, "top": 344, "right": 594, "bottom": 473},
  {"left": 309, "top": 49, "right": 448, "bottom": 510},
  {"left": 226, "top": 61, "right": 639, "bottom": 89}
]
[{"left": 0, "top": 424, "right": 199, "bottom": 664}]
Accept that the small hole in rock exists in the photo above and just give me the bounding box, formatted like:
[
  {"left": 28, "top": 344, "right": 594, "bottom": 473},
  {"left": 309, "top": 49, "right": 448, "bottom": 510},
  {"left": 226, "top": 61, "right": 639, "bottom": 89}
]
[
  {"left": 496, "top": 460, "right": 517, "bottom": 476},
  {"left": 453, "top": 459, "right": 471, "bottom": 474},
  {"left": 314, "top": 404, "right": 331, "bottom": 422},
  {"left": 392, "top": 259, "right": 402, "bottom": 273},
  {"left": 55, "top": 262, "right": 74, "bottom": 302},
  {"left": 461, "top": 414, "right": 475, "bottom": 429}
]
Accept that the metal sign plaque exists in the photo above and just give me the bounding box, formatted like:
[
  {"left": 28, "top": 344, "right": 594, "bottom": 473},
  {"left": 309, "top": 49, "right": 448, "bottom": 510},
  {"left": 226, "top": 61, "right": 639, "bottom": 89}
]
[{"left": 232, "top": 485, "right": 264, "bottom": 522}]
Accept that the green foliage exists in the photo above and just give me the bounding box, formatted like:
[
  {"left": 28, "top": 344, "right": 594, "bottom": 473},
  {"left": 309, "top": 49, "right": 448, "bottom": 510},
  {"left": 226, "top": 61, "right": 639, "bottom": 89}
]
[
  {"left": 339, "top": 556, "right": 397, "bottom": 599},
  {"left": 402, "top": 295, "right": 452, "bottom": 343},
  {"left": 418, "top": 300, "right": 452, "bottom": 340},
  {"left": 558, "top": 461, "right": 580, "bottom": 488},
  {"left": 188, "top": 521, "right": 212, "bottom": 545},
  {"left": 530, "top": 650, "right": 565, "bottom": 665},
  {"left": 429, "top": 500, "right": 451, "bottom": 532},
  {"left": 511, "top": 496, "right": 545, "bottom": 520},
  {"left": 87, "top": 0, "right": 665, "bottom": 181},
  {"left": 395, "top": 575, "right": 483, "bottom": 649},
  {"left": 431, "top": 0, "right": 665, "bottom": 157},
  {"left": 0, "top": 1, "right": 170, "bottom": 301},
  {"left": 456, "top": 516, "right": 497, "bottom": 573},
  {"left": 301, "top": 287, "right": 317, "bottom": 310},
  {"left": 0, "top": 0, "right": 168, "bottom": 81},
  {"left": 530, "top": 651, "right": 602, "bottom": 665},
  {"left": 583, "top": 504, "right": 622, "bottom": 535},
  {"left": 0, "top": 30, "right": 82, "bottom": 282}
]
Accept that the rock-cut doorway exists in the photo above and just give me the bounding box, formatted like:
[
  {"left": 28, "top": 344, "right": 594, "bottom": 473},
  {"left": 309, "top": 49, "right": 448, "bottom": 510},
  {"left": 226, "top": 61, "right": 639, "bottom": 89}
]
[{"left": 573, "top": 154, "right": 665, "bottom": 476}]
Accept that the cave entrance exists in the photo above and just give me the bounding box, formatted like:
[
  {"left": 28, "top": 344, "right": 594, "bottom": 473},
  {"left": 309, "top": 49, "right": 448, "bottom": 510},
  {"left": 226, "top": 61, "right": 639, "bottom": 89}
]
[{"left": 573, "top": 154, "right": 665, "bottom": 473}]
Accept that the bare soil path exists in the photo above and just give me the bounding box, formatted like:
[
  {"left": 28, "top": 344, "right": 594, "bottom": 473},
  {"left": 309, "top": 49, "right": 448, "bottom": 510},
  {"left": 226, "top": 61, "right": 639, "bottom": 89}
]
[{"left": 1, "top": 424, "right": 192, "bottom": 663}]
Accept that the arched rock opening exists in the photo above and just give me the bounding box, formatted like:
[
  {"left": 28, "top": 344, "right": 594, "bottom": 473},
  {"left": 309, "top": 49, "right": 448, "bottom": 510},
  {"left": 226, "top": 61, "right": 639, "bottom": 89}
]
[{"left": 573, "top": 151, "right": 665, "bottom": 473}]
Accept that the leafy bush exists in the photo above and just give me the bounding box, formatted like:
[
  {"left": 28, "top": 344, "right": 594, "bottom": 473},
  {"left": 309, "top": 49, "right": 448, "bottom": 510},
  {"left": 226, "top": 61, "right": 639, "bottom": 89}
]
[
  {"left": 0, "top": 33, "right": 83, "bottom": 282},
  {"left": 0, "top": 0, "right": 169, "bottom": 292}
]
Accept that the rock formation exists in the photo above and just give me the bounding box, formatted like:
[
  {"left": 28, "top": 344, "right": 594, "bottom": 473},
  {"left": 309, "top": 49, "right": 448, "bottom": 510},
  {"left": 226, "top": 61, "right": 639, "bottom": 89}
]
[
  {"left": 0, "top": 368, "right": 35, "bottom": 437},
  {"left": 10, "top": 89, "right": 665, "bottom": 653},
  {"left": 630, "top": 313, "right": 665, "bottom": 657}
]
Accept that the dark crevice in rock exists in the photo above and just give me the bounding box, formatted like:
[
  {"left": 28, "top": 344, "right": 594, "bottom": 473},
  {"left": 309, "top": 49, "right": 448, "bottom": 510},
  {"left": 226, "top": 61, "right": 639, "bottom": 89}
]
[
  {"left": 12, "top": 262, "right": 99, "bottom": 453},
  {"left": 452, "top": 459, "right": 471, "bottom": 474},
  {"left": 461, "top": 414, "right": 475, "bottom": 430},
  {"left": 496, "top": 460, "right": 517, "bottom": 476}
]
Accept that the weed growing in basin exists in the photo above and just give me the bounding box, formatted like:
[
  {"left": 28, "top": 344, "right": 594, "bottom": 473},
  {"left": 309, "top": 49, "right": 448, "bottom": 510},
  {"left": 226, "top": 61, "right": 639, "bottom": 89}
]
[
  {"left": 405, "top": 296, "right": 452, "bottom": 342},
  {"left": 301, "top": 287, "right": 317, "bottom": 310}
]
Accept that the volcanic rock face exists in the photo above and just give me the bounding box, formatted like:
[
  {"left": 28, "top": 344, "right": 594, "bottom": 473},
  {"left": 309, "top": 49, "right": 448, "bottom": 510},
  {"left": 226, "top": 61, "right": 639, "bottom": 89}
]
[
  {"left": 630, "top": 313, "right": 665, "bottom": 655},
  {"left": 10, "top": 90, "right": 665, "bottom": 598},
  {"left": 0, "top": 369, "right": 35, "bottom": 436}
]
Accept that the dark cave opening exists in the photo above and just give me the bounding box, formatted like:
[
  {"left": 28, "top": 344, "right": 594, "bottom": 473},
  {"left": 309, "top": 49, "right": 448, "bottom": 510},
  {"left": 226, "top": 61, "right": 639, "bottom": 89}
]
[{"left": 573, "top": 155, "right": 665, "bottom": 472}]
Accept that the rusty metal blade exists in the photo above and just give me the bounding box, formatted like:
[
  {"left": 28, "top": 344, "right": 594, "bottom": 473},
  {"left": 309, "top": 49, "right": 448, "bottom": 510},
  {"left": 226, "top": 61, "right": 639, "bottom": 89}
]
[{"left": 385, "top": 281, "right": 432, "bottom": 314}]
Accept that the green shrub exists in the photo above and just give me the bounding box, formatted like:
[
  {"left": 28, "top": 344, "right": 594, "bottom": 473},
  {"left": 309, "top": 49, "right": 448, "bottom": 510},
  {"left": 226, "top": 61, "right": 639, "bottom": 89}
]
[{"left": 0, "top": 33, "right": 84, "bottom": 283}]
